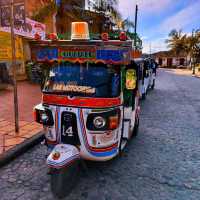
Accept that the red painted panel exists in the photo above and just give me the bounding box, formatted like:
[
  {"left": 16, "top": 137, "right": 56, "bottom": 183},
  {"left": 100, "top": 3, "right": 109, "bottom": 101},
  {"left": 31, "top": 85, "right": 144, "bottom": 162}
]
[{"left": 43, "top": 94, "right": 121, "bottom": 108}]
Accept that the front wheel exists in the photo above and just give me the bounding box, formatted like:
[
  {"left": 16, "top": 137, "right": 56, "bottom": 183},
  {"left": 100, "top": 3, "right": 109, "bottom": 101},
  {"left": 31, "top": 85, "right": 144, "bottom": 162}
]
[
  {"left": 151, "top": 80, "right": 155, "bottom": 90},
  {"left": 51, "top": 161, "right": 79, "bottom": 199},
  {"left": 132, "top": 117, "right": 140, "bottom": 138},
  {"left": 142, "top": 92, "right": 146, "bottom": 100}
]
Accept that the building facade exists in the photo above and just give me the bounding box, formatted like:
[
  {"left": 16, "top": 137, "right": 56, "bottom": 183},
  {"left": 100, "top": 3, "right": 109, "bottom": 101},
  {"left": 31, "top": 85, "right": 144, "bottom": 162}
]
[
  {"left": 26, "top": 0, "right": 57, "bottom": 33},
  {"left": 153, "top": 51, "right": 188, "bottom": 68}
]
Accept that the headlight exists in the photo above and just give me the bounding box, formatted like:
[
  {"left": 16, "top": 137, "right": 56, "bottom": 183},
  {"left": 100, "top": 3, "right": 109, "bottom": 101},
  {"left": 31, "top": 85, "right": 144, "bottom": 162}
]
[
  {"left": 93, "top": 116, "right": 106, "bottom": 129},
  {"left": 34, "top": 107, "right": 54, "bottom": 126},
  {"left": 40, "top": 113, "right": 49, "bottom": 123},
  {"left": 87, "top": 109, "right": 121, "bottom": 131}
]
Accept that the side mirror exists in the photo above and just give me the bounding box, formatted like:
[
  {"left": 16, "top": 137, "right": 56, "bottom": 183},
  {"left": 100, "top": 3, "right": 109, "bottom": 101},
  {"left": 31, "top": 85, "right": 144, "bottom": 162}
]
[{"left": 126, "top": 69, "right": 137, "bottom": 90}]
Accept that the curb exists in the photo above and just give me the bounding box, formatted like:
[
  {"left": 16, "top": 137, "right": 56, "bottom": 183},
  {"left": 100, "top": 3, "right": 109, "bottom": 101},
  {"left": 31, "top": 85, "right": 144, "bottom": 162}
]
[
  {"left": 0, "top": 132, "right": 44, "bottom": 168},
  {"left": 192, "top": 75, "right": 200, "bottom": 79}
]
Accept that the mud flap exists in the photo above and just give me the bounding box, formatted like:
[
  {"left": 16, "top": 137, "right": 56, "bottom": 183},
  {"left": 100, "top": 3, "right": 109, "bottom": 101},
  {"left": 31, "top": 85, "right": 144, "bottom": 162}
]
[{"left": 47, "top": 144, "right": 80, "bottom": 199}]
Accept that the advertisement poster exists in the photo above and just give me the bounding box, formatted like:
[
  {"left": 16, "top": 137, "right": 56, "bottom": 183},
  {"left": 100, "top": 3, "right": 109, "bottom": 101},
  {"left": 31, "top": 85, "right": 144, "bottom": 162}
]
[
  {"left": 0, "top": 5, "right": 10, "bottom": 27},
  {"left": 0, "top": 1, "right": 25, "bottom": 27},
  {"left": 0, "top": 17, "right": 46, "bottom": 40},
  {"left": 13, "top": 3, "right": 25, "bottom": 26},
  {"left": 0, "top": 31, "right": 23, "bottom": 61}
]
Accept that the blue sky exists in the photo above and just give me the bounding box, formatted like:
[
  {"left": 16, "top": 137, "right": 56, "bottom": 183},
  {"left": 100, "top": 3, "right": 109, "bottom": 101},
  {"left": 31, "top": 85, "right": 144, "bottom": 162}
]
[{"left": 118, "top": 0, "right": 200, "bottom": 53}]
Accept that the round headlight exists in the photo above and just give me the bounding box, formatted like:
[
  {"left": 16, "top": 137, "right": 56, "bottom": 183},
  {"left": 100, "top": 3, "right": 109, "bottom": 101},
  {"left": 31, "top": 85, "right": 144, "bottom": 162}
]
[
  {"left": 41, "top": 113, "right": 49, "bottom": 122},
  {"left": 93, "top": 116, "right": 106, "bottom": 129}
]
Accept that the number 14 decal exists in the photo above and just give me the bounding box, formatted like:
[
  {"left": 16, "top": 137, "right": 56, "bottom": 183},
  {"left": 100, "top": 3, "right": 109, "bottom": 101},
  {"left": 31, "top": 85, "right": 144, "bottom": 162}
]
[{"left": 62, "top": 126, "right": 73, "bottom": 137}]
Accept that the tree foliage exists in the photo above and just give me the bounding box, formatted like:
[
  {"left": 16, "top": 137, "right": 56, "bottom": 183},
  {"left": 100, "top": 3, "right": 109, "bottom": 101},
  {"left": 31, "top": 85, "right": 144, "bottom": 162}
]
[
  {"left": 32, "top": 1, "right": 57, "bottom": 22},
  {"left": 166, "top": 29, "right": 200, "bottom": 65}
]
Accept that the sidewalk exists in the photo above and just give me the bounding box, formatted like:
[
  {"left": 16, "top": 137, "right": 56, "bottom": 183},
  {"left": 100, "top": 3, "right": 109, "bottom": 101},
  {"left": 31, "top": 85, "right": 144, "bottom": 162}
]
[
  {"left": 165, "top": 68, "right": 200, "bottom": 78},
  {"left": 0, "top": 81, "right": 43, "bottom": 155}
]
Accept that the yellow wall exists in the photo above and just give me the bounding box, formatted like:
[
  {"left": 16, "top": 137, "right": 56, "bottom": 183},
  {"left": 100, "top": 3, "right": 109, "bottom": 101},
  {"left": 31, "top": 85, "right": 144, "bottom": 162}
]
[{"left": 0, "top": 31, "right": 23, "bottom": 61}]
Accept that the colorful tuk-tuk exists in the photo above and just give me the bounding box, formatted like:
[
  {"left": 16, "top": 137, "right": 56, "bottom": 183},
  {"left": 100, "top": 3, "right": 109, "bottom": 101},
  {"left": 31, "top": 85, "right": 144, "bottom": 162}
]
[
  {"left": 135, "top": 58, "right": 157, "bottom": 100},
  {"left": 148, "top": 58, "right": 158, "bottom": 90},
  {"left": 134, "top": 58, "right": 149, "bottom": 100},
  {"left": 32, "top": 22, "right": 141, "bottom": 198}
]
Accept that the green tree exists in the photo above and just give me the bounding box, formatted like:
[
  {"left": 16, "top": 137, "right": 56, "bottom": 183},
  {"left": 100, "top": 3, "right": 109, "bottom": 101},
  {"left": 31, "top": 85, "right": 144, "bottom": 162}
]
[
  {"left": 166, "top": 29, "right": 200, "bottom": 72},
  {"left": 32, "top": 0, "right": 83, "bottom": 22},
  {"left": 184, "top": 30, "right": 200, "bottom": 71},
  {"left": 93, "top": 0, "right": 121, "bottom": 28},
  {"left": 32, "top": 0, "right": 57, "bottom": 22},
  {"left": 166, "top": 29, "right": 187, "bottom": 56},
  {"left": 120, "top": 18, "right": 134, "bottom": 32}
]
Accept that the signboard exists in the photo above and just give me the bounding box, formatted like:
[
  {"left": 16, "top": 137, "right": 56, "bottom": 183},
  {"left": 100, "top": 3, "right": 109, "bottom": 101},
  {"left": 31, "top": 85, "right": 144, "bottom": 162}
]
[
  {"left": 35, "top": 47, "right": 96, "bottom": 63},
  {"left": 0, "top": 31, "right": 23, "bottom": 61},
  {"left": 126, "top": 69, "right": 137, "bottom": 90},
  {"left": 0, "top": 0, "right": 24, "bottom": 6},
  {"left": 0, "top": 18, "right": 46, "bottom": 39},
  {"left": 97, "top": 50, "right": 128, "bottom": 62},
  {"left": 33, "top": 46, "right": 130, "bottom": 64},
  {"left": 0, "top": 5, "right": 10, "bottom": 27},
  {"left": 0, "top": 0, "right": 25, "bottom": 27},
  {"left": 13, "top": 2, "right": 25, "bottom": 26},
  {"left": 59, "top": 47, "right": 96, "bottom": 61},
  {"left": 50, "top": 83, "right": 96, "bottom": 94}
]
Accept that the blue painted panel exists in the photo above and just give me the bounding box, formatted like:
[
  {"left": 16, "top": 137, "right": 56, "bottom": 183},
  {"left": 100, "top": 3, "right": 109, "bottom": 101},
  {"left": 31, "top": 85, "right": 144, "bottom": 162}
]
[
  {"left": 96, "top": 50, "right": 127, "bottom": 62},
  {"left": 37, "top": 48, "right": 58, "bottom": 60}
]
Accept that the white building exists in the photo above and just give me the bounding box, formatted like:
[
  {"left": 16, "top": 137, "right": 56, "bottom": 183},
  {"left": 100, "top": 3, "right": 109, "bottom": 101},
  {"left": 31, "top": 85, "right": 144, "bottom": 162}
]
[{"left": 153, "top": 51, "right": 188, "bottom": 68}]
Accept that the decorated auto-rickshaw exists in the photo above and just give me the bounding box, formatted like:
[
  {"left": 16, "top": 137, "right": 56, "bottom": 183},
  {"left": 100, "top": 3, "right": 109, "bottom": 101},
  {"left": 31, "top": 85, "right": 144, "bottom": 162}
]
[
  {"left": 32, "top": 22, "right": 142, "bottom": 198},
  {"left": 135, "top": 58, "right": 157, "bottom": 100},
  {"left": 148, "top": 58, "right": 158, "bottom": 90},
  {"left": 133, "top": 58, "right": 149, "bottom": 100}
]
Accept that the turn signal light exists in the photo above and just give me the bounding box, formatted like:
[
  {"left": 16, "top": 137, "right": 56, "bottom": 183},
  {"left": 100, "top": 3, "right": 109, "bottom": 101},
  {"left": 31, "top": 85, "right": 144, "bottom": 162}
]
[{"left": 109, "top": 116, "right": 119, "bottom": 130}]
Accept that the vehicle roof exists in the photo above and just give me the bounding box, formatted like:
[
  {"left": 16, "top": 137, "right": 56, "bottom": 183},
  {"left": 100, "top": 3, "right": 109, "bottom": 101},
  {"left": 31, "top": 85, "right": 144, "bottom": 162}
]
[
  {"left": 30, "top": 39, "right": 133, "bottom": 48},
  {"left": 30, "top": 39, "right": 135, "bottom": 65},
  {"left": 133, "top": 58, "right": 144, "bottom": 63}
]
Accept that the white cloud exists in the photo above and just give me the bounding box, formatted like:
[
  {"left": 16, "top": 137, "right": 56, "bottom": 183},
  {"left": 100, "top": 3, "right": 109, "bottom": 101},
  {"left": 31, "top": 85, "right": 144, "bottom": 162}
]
[
  {"left": 143, "top": 38, "right": 168, "bottom": 53},
  {"left": 159, "top": 0, "right": 200, "bottom": 32},
  {"left": 118, "top": 0, "right": 173, "bottom": 17},
  {"left": 118, "top": 1, "right": 200, "bottom": 53}
]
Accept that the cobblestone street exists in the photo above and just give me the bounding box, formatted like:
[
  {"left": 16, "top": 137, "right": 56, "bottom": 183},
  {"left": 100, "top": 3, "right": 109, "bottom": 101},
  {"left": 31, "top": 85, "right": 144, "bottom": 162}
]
[{"left": 0, "top": 68, "right": 200, "bottom": 200}]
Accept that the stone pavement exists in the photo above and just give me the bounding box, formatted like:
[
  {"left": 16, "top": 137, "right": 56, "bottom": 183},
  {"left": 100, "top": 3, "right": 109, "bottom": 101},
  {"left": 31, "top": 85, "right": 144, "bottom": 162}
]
[
  {"left": 0, "top": 69, "right": 200, "bottom": 200},
  {"left": 0, "top": 82, "right": 42, "bottom": 154},
  {"left": 165, "top": 68, "right": 200, "bottom": 78}
]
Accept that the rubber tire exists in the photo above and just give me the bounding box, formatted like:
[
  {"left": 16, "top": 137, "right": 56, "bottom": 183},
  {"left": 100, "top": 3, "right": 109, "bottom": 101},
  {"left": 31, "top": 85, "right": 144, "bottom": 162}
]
[
  {"left": 142, "top": 92, "right": 146, "bottom": 100},
  {"left": 132, "top": 117, "right": 139, "bottom": 138},
  {"left": 51, "top": 161, "right": 79, "bottom": 199},
  {"left": 151, "top": 80, "right": 155, "bottom": 90}
]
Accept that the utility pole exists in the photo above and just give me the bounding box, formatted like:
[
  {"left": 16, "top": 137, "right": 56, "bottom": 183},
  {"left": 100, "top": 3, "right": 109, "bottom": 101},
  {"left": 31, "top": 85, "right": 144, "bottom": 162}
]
[
  {"left": 134, "top": 4, "right": 138, "bottom": 49},
  {"left": 192, "top": 29, "right": 195, "bottom": 75},
  {"left": 10, "top": 0, "right": 19, "bottom": 133},
  {"left": 149, "top": 42, "right": 152, "bottom": 58}
]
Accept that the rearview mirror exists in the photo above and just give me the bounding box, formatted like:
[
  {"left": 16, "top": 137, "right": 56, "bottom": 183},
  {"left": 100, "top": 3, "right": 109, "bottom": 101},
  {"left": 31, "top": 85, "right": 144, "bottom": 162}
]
[{"left": 126, "top": 69, "right": 137, "bottom": 90}]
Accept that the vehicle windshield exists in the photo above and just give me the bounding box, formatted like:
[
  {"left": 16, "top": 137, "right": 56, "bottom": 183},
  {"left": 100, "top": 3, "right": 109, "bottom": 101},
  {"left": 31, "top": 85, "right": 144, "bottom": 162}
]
[{"left": 43, "top": 62, "right": 120, "bottom": 98}]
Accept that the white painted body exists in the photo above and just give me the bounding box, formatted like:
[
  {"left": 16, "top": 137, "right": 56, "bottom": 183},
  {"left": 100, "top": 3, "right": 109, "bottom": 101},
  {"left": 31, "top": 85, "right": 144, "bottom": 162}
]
[
  {"left": 41, "top": 105, "right": 120, "bottom": 161},
  {"left": 35, "top": 94, "right": 139, "bottom": 166}
]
